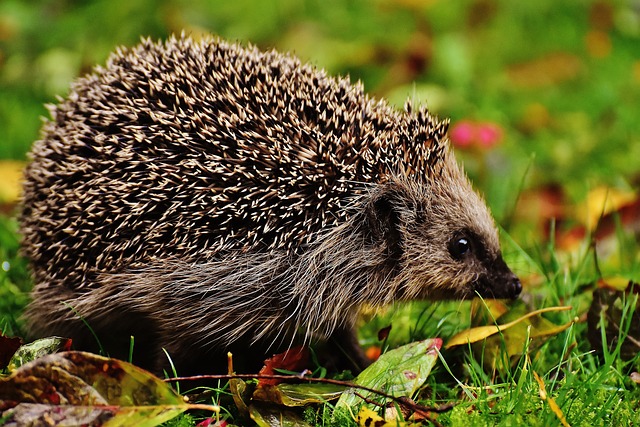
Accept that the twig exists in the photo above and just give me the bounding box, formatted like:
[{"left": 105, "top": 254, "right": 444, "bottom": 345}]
[{"left": 165, "top": 373, "right": 455, "bottom": 414}]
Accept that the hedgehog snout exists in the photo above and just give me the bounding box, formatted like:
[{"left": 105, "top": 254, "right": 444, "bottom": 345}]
[
  {"left": 472, "top": 261, "right": 521, "bottom": 300},
  {"left": 506, "top": 275, "right": 522, "bottom": 299}
]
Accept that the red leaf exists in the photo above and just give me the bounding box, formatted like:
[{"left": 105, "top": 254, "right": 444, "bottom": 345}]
[{"left": 258, "top": 346, "right": 310, "bottom": 386}]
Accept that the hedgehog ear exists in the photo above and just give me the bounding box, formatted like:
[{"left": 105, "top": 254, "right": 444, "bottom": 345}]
[{"left": 365, "top": 190, "right": 403, "bottom": 260}]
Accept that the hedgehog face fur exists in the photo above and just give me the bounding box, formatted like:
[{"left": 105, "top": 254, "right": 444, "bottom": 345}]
[{"left": 21, "top": 35, "right": 520, "bottom": 373}]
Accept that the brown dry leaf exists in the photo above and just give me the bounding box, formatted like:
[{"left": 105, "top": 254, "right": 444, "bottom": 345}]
[
  {"left": 587, "top": 281, "right": 640, "bottom": 360},
  {"left": 594, "top": 197, "right": 640, "bottom": 242},
  {"left": 556, "top": 188, "right": 638, "bottom": 253},
  {"left": 556, "top": 226, "right": 588, "bottom": 253},
  {"left": 1, "top": 403, "right": 117, "bottom": 426},
  {"left": 589, "top": 1, "right": 614, "bottom": 30}
]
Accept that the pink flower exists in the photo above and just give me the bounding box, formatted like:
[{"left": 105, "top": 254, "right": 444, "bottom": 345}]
[
  {"left": 450, "top": 120, "right": 476, "bottom": 148},
  {"left": 197, "top": 418, "right": 227, "bottom": 427},
  {"left": 450, "top": 120, "right": 504, "bottom": 150},
  {"left": 476, "top": 123, "right": 503, "bottom": 148}
]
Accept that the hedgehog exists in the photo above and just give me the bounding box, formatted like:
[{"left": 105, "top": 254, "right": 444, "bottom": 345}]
[{"left": 20, "top": 35, "right": 521, "bottom": 374}]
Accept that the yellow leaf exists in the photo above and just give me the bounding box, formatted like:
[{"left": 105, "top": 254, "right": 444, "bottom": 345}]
[
  {"left": 0, "top": 160, "right": 24, "bottom": 203},
  {"left": 357, "top": 407, "right": 384, "bottom": 427},
  {"left": 533, "top": 370, "right": 571, "bottom": 427},
  {"left": 576, "top": 186, "right": 636, "bottom": 230},
  {"left": 529, "top": 318, "right": 574, "bottom": 339},
  {"left": 597, "top": 276, "right": 633, "bottom": 291},
  {"left": 445, "top": 306, "right": 572, "bottom": 349}
]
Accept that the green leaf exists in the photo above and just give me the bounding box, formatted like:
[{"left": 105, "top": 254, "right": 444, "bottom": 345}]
[
  {"left": 6, "top": 336, "right": 72, "bottom": 371},
  {"left": 249, "top": 404, "right": 312, "bottom": 427},
  {"left": 335, "top": 338, "right": 441, "bottom": 412},
  {"left": 253, "top": 382, "right": 345, "bottom": 407}
]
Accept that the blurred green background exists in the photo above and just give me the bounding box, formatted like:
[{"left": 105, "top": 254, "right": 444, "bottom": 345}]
[{"left": 1, "top": 0, "right": 639, "bottom": 207}]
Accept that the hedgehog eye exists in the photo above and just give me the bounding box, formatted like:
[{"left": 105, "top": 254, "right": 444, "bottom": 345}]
[{"left": 448, "top": 236, "right": 471, "bottom": 260}]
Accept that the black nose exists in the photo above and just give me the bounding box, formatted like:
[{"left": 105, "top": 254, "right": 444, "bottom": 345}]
[
  {"left": 472, "top": 274, "right": 523, "bottom": 300},
  {"left": 508, "top": 276, "right": 522, "bottom": 299}
]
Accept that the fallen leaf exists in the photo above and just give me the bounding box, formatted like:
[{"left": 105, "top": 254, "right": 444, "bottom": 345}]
[
  {"left": 576, "top": 186, "right": 636, "bottom": 230},
  {"left": 1, "top": 403, "right": 116, "bottom": 426},
  {"left": 251, "top": 346, "right": 321, "bottom": 407},
  {"left": 249, "top": 403, "right": 312, "bottom": 427},
  {"left": 597, "top": 277, "right": 634, "bottom": 292},
  {"left": 515, "top": 184, "right": 568, "bottom": 239},
  {"left": 470, "top": 299, "right": 510, "bottom": 325},
  {"left": 0, "top": 351, "right": 218, "bottom": 426},
  {"left": 254, "top": 382, "right": 344, "bottom": 407},
  {"left": 0, "top": 160, "right": 24, "bottom": 204},
  {"left": 585, "top": 30, "right": 611, "bottom": 58},
  {"left": 587, "top": 281, "right": 640, "bottom": 360},
  {"left": 258, "top": 346, "right": 309, "bottom": 387},
  {"left": 446, "top": 306, "right": 572, "bottom": 349},
  {"left": 356, "top": 406, "right": 385, "bottom": 426},
  {"left": 6, "top": 336, "right": 72, "bottom": 371},
  {"left": 533, "top": 370, "right": 570, "bottom": 427},
  {"left": 377, "top": 325, "right": 392, "bottom": 342},
  {"left": 593, "top": 197, "right": 640, "bottom": 258},
  {"left": 335, "top": 339, "right": 441, "bottom": 414}
]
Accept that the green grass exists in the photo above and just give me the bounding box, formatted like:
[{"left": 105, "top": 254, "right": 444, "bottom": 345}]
[
  {"left": 348, "top": 227, "right": 640, "bottom": 426},
  {"left": 0, "top": 216, "right": 29, "bottom": 337}
]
